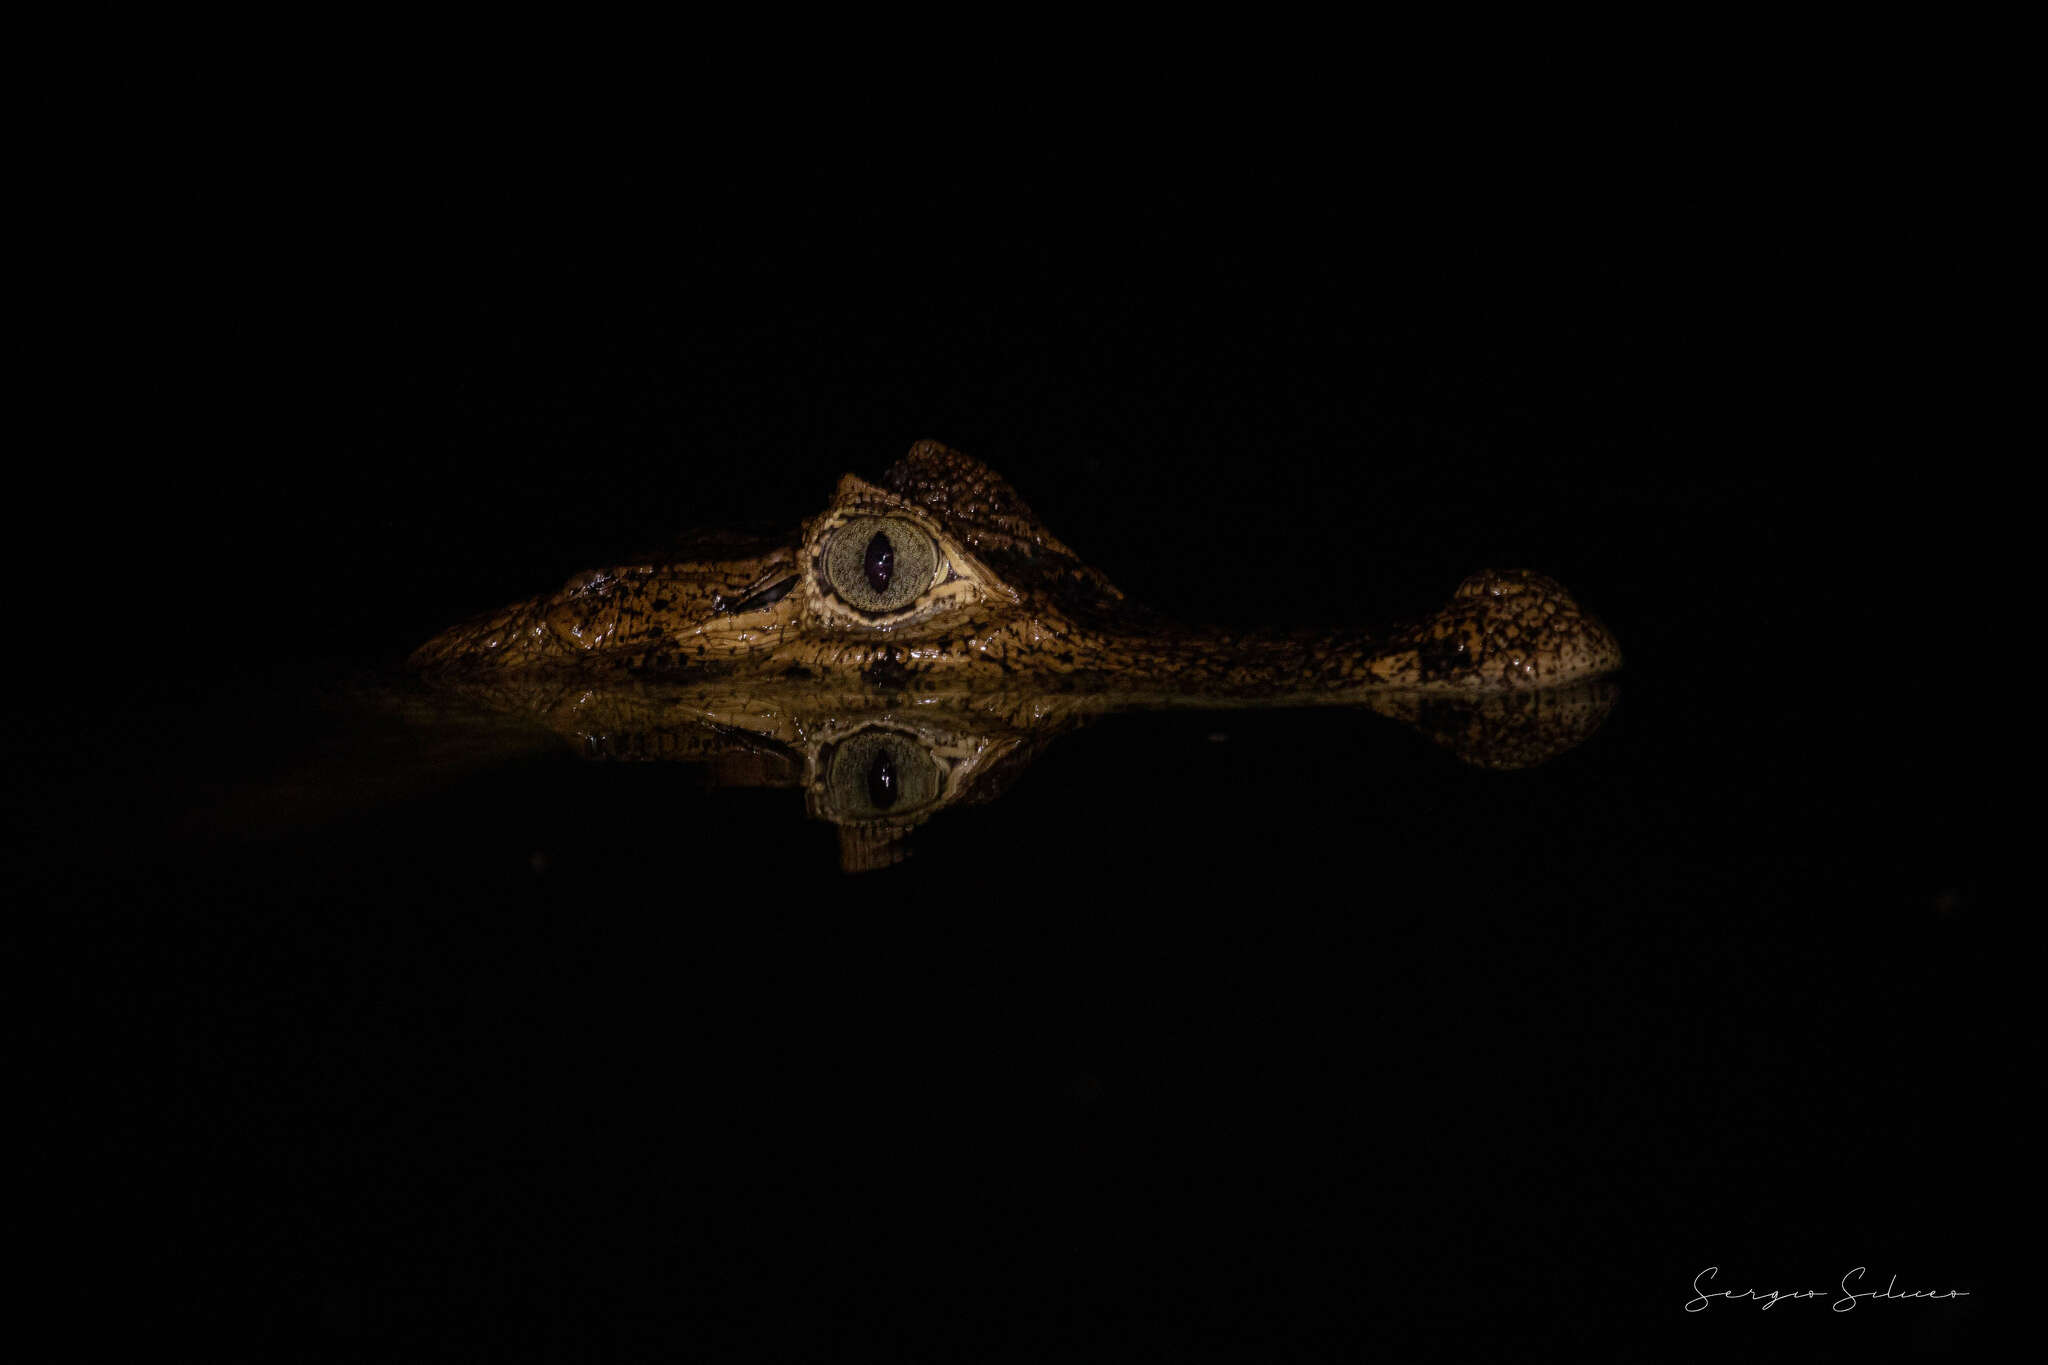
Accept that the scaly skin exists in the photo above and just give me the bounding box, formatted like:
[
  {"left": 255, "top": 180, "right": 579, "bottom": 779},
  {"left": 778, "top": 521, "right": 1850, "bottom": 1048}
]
[{"left": 411, "top": 441, "right": 1621, "bottom": 692}]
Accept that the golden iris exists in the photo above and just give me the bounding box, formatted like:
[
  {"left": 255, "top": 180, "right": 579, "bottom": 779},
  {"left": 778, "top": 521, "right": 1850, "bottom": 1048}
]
[{"left": 823, "top": 518, "right": 937, "bottom": 613}]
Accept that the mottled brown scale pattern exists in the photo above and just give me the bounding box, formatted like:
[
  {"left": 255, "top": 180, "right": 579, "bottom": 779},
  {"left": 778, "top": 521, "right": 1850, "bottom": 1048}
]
[
  {"left": 412, "top": 442, "right": 1621, "bottom": 693},
  {"left": 879, "top": 439, "right": 1125, "bottom": 601}
]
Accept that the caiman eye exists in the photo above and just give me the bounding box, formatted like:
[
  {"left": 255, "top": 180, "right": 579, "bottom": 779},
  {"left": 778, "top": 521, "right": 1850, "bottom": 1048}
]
[
  {"left": 823, "top": 517, "right": 938, "bottom": 614},
  {"left": 826, "top": 729, "right": 941, "bottom": 818}
]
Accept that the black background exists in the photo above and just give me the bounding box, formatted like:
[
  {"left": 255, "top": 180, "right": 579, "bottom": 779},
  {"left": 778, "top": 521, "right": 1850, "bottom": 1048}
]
[{"left": 19, "top": 139, "right": 1990, "bottom": 1359}]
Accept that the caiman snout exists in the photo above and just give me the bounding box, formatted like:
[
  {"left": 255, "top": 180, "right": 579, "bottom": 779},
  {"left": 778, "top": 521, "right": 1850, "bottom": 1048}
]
[
  {"left": 1172, "top": 569, "right": 1619, "bottom": 694},
  {"left": 1363, "top": 568, "right": 1622, "bottom": 689}
]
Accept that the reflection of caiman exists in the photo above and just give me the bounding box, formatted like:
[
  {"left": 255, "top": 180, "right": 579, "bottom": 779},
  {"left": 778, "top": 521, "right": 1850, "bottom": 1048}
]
[
  {"left": 411, "top": 441, "right": 1622, "bottom": 870},
  {"left": 410, "top": 677, "right": 1619, "bottom": 870}
]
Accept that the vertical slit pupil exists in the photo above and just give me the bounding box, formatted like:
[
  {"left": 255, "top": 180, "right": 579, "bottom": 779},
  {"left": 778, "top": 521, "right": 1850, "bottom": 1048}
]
[
  {"left": 863, "top": 530, "right": 895, "bottom": 594},
  {"left": 867, "top": 749, "right": 899, "bottom": 809}
]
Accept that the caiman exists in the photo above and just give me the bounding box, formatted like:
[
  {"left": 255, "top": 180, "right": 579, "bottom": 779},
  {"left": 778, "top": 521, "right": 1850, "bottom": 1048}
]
[
  {"left": 410, "top": 440, "right": 1621, "bottom": 691},
  {"left": 408, "top": 441, "right": 1623, "bottom": 870}
]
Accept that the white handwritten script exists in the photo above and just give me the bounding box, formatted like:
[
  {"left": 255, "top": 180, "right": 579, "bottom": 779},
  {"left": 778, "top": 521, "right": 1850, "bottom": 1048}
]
[{"left": 1686, "top": 1267, "right": 1970, "bottom": 1313}]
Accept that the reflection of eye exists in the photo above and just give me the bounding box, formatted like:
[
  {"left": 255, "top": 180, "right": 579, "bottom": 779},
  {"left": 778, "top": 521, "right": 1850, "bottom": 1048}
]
[
  {"left": 823, "top": 518, "right": 938, "bottom": 614},
  {"left": 827, "top": 729, "right": 942, "bottom": 818}
]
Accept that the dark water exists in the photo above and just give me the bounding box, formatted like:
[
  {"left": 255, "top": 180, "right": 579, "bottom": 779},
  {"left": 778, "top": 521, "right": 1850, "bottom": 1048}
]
[
  {"left": 24, "top": 154, "right": 1988, "bottom": 1358},
  {"left": 20, "top": 642, "right": 1985, "bottom": 1359}
]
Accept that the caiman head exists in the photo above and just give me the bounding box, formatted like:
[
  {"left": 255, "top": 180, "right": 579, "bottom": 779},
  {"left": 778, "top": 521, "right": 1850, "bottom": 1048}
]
[{"left": 410, "top": 441, "right": 1621, "bottom": 692}]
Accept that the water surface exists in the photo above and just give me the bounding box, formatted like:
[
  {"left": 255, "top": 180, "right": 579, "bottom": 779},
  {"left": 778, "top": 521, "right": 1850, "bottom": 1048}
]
[{"left": 21, "top": 646, "right": 1985, "bottom": 1357}]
